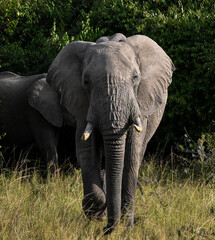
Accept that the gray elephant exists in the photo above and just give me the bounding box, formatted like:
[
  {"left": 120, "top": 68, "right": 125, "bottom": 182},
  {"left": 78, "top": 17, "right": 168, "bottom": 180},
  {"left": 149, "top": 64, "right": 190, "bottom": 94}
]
[
  {"left": 0, "top": 72, "right": 71, "bottom": 172},
  {"left": 39, "top": 33, "right": 175, "bottom": 233},
  {"left": 3, "top": 33, "right": 174, "bottom": 233}
]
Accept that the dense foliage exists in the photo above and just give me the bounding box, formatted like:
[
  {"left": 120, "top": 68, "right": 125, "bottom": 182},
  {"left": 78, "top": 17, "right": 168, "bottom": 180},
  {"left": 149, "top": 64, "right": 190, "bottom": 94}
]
[{"left": 0, "top": 0, "right": 214, "bottom": 150}]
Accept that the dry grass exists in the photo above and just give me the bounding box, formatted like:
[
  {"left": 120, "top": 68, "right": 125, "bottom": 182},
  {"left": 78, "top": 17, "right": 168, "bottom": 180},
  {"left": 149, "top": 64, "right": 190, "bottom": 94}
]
[{"left": 0, "top": 161, "right": 214, "bottom": 240}]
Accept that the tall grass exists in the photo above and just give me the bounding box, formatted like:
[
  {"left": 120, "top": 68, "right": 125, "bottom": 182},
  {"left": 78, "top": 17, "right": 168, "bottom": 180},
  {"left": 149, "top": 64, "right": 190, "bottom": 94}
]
[{"left": 0, "top": 160, "right": 214, "bottom": 240}]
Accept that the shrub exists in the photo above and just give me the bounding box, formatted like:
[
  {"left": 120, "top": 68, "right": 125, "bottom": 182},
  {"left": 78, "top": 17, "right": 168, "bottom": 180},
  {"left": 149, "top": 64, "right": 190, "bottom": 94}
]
[
  {"left": 0, "top": 0, "right": 214, "bottom": 151},
  {"left": 175, "top": 131, "right": 215, "bottom": 181}
]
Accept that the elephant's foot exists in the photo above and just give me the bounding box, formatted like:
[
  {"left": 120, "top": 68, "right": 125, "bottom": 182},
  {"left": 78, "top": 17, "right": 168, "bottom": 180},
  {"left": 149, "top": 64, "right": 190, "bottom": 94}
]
[
  {"left": 121, "top": 204, "right": 135, "bottom": 228},
  {"left": 82, "top": 191, "right": 106, "bottom": 221},
  {"left": 103, "top": 213, "right": 135, "bottom": 234},
  {"left": 47, "top": 160, "right": 59, "bottom": 176},
  {"left": 126, "top": 218, "right": 134, "bottom": 228},
  {"left": 103, "top": 223, "right": 117, "bottom": 235}
]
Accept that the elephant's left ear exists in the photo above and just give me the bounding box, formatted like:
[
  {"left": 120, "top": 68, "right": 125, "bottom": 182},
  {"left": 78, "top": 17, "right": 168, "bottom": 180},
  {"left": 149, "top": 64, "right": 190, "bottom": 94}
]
[
  {"left": 127, "top": 35, "right": 175, "bottom": 118},
  {"left": 27, "top": 78, "right": 63, "bottom": 127}
]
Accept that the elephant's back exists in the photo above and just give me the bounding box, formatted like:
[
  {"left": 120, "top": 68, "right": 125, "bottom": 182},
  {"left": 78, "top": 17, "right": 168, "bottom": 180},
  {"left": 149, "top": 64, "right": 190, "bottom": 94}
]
[
  {"left": 0, "top": 72, "right": 43, "bottom": 115},
  {"left": 0, "top": 72, "right": 47, "bottom": 97},
  {"left": 0, "top": 71, "right": 20, "bottom": 79}
]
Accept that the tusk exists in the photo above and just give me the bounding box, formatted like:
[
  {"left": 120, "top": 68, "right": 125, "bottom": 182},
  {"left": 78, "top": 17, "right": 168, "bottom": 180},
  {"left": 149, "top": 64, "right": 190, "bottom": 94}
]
[
  {"left": 133, "top": 117, "right": 143, "bottom": 132},
  {"left": 81, "top": 122, "right": 93, "bottom": 141}
]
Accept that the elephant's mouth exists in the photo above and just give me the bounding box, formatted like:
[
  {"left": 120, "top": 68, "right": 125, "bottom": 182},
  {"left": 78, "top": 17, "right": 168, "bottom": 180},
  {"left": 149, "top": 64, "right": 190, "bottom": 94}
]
[{"left": 81, "top": 116, "right": 142, "bottom": 141}]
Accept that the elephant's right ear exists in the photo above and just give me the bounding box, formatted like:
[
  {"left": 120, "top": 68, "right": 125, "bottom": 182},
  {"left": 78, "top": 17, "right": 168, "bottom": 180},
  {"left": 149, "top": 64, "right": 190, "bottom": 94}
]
[{"left": 27, "top": 78, "right": 63, "bottom": 127}]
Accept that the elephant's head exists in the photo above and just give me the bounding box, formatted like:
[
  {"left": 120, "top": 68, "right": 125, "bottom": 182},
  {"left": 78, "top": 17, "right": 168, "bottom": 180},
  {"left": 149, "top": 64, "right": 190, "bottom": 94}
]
[
  {"left": 28, "top": 33, "right": 174, "bottom": 233},
  {"left": 82, "top": 40, "right": 142, "bottom": 136}
]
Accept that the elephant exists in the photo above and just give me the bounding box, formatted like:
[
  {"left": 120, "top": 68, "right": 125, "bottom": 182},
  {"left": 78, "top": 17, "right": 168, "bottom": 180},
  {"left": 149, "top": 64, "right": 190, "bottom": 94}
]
[
  {"left": 2, "top": 33, "right": 174, "bottom": 233},
  {"left": 0, "top": 72, "right": 77, "bottom": 172},
  {"left": 38, "top": 33, "right": 175, "bottom": 233}
]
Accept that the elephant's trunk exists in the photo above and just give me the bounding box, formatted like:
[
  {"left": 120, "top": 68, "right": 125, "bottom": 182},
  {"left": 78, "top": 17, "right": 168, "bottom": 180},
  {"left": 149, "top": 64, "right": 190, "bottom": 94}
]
[{"left": 103, "top": 134, "right": 126, "bottom": 233}]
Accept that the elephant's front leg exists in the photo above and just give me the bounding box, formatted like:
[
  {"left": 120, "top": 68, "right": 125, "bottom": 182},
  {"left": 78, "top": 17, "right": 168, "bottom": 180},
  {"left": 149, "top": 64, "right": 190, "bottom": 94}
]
[
  {"left": 121, "top": 122, "right": 146, "bottom": 227},
  {"left": 76, "top": 125, "right": 106, "bottom": 221},
  {"left": 28, "top": 107, "right": 59, "bottom": 175}
]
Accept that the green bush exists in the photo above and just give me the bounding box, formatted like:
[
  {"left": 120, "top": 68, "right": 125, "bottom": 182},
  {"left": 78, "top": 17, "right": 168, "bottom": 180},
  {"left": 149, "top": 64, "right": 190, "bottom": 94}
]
[
  {"left": 0, "top": 0, "right": 77, "bottom": 74},
  {"left": 175, "top": 131, "right": 215, "bottom": 181},
  {"left": 0, "top": 0, "right": 214, "bottom": 151}
]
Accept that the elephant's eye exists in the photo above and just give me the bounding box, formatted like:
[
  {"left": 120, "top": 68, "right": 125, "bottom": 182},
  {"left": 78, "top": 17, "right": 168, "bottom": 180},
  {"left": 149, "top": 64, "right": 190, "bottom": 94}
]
[
  {"left": 132, "top": 74, "right": 138, "bottom": 85},
  {"left": 83, "top": 78, "right": 90, "bottom": 90}
]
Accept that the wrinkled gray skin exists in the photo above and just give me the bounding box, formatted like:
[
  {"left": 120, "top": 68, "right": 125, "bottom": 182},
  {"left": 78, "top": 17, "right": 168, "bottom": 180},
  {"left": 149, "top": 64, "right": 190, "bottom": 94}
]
[
  {"left": 0, "top": 72, "right": 61, "bottom": 172},
  {"left": 17, "top": 33, "right": 174, "bottom": 233}
]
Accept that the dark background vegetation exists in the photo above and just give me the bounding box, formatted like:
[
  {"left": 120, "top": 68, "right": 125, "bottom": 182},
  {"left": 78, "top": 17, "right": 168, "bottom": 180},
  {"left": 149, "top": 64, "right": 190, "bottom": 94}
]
[{"left": 0, "top": 0, "right": 214, "bottom": 155}]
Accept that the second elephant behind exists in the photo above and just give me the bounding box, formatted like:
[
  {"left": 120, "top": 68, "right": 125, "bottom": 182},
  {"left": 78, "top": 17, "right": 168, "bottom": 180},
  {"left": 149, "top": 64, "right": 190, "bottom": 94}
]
[{"left": 0, "top": 72, "right": 77, "bottom": 172}]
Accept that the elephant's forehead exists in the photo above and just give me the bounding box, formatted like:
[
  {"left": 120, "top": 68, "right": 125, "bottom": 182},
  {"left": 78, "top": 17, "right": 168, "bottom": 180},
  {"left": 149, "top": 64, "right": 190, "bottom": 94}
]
[
  {"left": 84, "top": 42, "right": 137, "bottom": 74},
  {"left": 86, "top": 42, "right": 136, "bottom": 61}
]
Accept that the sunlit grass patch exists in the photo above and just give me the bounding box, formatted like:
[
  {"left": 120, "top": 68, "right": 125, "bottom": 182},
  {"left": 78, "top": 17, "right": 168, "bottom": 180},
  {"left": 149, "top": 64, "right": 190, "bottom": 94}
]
[{"left": 0, "top": 161, "right": 214, "bottom": 240}]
